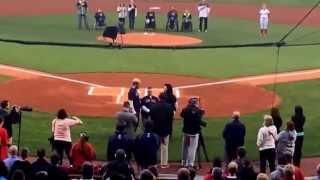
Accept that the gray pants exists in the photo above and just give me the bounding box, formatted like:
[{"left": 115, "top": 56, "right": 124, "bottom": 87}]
[
  {"left": 78, "top": 14, "right": 90, "bottom": 30},
  {"left": 181, "top": 133, "right": 199, "bottom": 167}
]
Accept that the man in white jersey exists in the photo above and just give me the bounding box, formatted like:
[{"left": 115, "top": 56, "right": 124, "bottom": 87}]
[
  {"left": 259, "top": 3, "right": 270, "bottom": 37},
  {"left": 197, "top": 0, "right": 210, "bottom": 32}
]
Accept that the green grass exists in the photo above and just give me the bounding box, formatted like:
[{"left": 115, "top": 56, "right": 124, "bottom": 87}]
[
  {"left": 12, "top": 79, "right": 320, "bottom": 161},
  {"left": 1, "top": 14, "right": 320, "bottom": 46},
  {"left": 1, "top": 42, "right": 320, "bottom": 78}
]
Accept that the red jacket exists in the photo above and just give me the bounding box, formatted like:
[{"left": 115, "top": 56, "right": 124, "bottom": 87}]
[{"left": 70, "top": 141, "right": 96, "bottom": 169}]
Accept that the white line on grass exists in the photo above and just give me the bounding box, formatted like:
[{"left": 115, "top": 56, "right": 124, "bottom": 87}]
[
  {"left": 0, "top": 64, "right": 106, "bottom": 88},
  {"left": 176, "top": 69, "right": 320, "bottom": 89}
]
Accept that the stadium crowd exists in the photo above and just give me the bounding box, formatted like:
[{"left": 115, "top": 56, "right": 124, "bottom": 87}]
[{"left": 0, "top": 79, "right": 315, "bottom": 180}]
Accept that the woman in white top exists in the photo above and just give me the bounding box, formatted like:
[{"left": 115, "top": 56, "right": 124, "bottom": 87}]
[
  {"left": 259, "top": 3, "right": 270, "bottom": 37},
  {"left": 52, "top": 109, "right": 83, "bottom": 165},
  {"left": 257, "top": 114, "right": 277, "bottom": 173}
]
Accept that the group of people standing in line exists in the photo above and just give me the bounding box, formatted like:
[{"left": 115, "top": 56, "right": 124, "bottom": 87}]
[
  {"left": 76, "top": 0, "right": 211, "bottom": 32},
  {"left": 222, "top": 106, "right": 305, "bottom": 175}
]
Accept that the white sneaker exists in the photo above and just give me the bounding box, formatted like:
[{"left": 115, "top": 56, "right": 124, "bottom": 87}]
[
  {"left": 198, "top": 29, "right": 201, "bottom": 32},
  {"left": 204, "top": 30, "right": 208, "bottom": 32}
]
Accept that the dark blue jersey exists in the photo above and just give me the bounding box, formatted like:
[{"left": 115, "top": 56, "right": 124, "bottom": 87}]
[{"left": 128, "top": 87, "right": 141, "bottom": 112}]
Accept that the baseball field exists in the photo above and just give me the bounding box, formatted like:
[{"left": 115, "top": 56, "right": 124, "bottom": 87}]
[{"left": 1, "top": 0, "right": 320, "bottom": 172}]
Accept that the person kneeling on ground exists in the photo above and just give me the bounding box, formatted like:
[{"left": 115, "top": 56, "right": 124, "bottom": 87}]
[
  {"left": 70, "top": 132, "right": 96, "bottom": 172},
  {"left": 94, "top": 9, "right": 106, "bottom": 30},
  {"left": 102, "top": 149, "right": 135, "bottom": 180}
]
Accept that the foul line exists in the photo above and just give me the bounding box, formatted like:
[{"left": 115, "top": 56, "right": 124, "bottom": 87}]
[
  {"left": 116, "top": 88, "right": 125, "bottom": 104},
  {"left": 0, "top": 64, "right": 107, "bottom": 88},
  {"left": 176, "top": 69, "right": 320, "bottom": 89},
  {"left": 87, "top": 86, "right": 95, "bottom": 95}
]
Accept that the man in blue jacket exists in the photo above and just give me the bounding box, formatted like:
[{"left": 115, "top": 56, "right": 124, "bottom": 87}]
[
  {"left": 134, "top": 120, "right": 160, "bottom": 169},
  {"left": 222, "top": 111, "right": 246, "bottom": 163}
]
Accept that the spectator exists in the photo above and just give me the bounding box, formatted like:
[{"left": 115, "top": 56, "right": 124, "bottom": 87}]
[
  {"left": 34, "top": 171, "right": 49, "bottom": 180},
  {"left": 94, "top": 9, "right": 106, "bottom": 30},
  {"left": 9, "top": 148, "right": 32, "bottom": 180},
  {"left": 81, "top": 162, "right": 94, "bottom": 180},
  {"left": 0, "top": 100, "right": 20, "bottom": 145},
  {"left": 316, "top": 163, "right": 320, "bottom": 180},
  {"left": 11, "top": 169, "right": 25, "bottom": 180},
  {"left": 225, "top": 161, "right": 238, "bottom": 180},
  {"left": 188, "top": 167, "right": 196, "bottom": 180},
  {"left": 235, "top": 147, "right": 247, "bottom": 170},
  {"left": 291, "top": 105, "right": 305, "bottom": 167},
  {"left": 270, "top": 107, "right": 283, "bottom": 134},
  {"left": 271, "top": 153, "right": 304, "bottom": 180},
  {"left": 0, "top": 160, "right": 8, "bottom": 180},
  {"left": 238, "top": 159, "right": 257, "bottom": 180},
  {"left": 177, "top": 168, "right": 190, "bottom": 180},
  {"left": 150, "top": 93, "right": 174, "bottom": 168},
  {"left": 160, "top": 84, "right": 177, "bottom": 112},
  {"left": 102, "top": 149, "right": 135, "bottom": 180},
  {"left": 4, "top": 145, "right": 20, "bottom": 171},
  {"left": 181, "top": 97, "right": 206, "bottom": 167},
  {"left": 116, "top": 101, "right": 138, "bottom": 139},
  {"left": 270, "top": 154, "right": 288, "bottom": 180},
  {"left": 276, "top": 121, "right": 296, "bottom": 158},
  {"left": 107, "top": 123, "right": 133, "bottom": 161},
  {"left": 148, "top": 166, "right": 159, "bottom": 178},
  {"left": 141, "top": 87, "right": 159, "bottom": 123},
  {"left": 204, "top": 157, "right": 223, "bottom": 180},
  {"left": 140, "top": 169, "right": 155, "bottom": 180},
  {"left": 223, "top": 111, "right": 246, "bottom": 163},
  {"left": 256, "top": 173, "right": 269, "bottom": 180},
  {"left": 134, "top": 120, "right": 160, "bottom": 169},
  {"left": 51, "top": 109, "right": 83, "bottom": 165},
  {"left": 0, "top": 117, "right": 8, "bottom": 160},
  {"left": 70, "top": 132, "right": 96, "bottom": 171},
  {"left": 31, "top": 148, "right": 51, "bottom": 177},
  {"left": 47, "top": 153, "right": 69, "bottom": 180},
  {"left": 257, "top": 115, "right": 277, "bottom": 173},
  {"left": 283, "top": 164, "right": 295, "bottom": 180}
]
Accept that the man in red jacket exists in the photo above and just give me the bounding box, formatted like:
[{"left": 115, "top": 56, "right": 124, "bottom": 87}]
[{"left": 70, "top": 132, "right": 96, "bottom": 171}]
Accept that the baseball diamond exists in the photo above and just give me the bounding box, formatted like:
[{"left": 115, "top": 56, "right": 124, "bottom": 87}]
[{"left": 1, "top": 0, "right": 320, "bottom": 179}]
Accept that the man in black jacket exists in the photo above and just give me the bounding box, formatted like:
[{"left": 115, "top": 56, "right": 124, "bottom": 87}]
[
  {"left": 223, "top": 111, "right": 246, "bottom": 163},
  {"left": 150, "top": 94, "right": 174, "bottom": 168},
  {"left": 103, "top": 149, "right": 135, "bottom": 180},
  {"left": 181, "top": 97, "right": 205, "bottom": 167},
  {"left": 107, "top": 123, "right": 133, "bottom": 161}
]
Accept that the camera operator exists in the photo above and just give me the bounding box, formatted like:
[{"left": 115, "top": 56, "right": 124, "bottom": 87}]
[
  {"left": 0, "top": 100, "right": 22, "bottom": 145},
  {"left": 180, "top": 97, "right": 206, "bottom": 167}
]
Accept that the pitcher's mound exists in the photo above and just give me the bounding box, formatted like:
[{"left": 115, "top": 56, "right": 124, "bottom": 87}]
[{"left": 97, "top": 32, "right": 202, "bottom": 47}]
